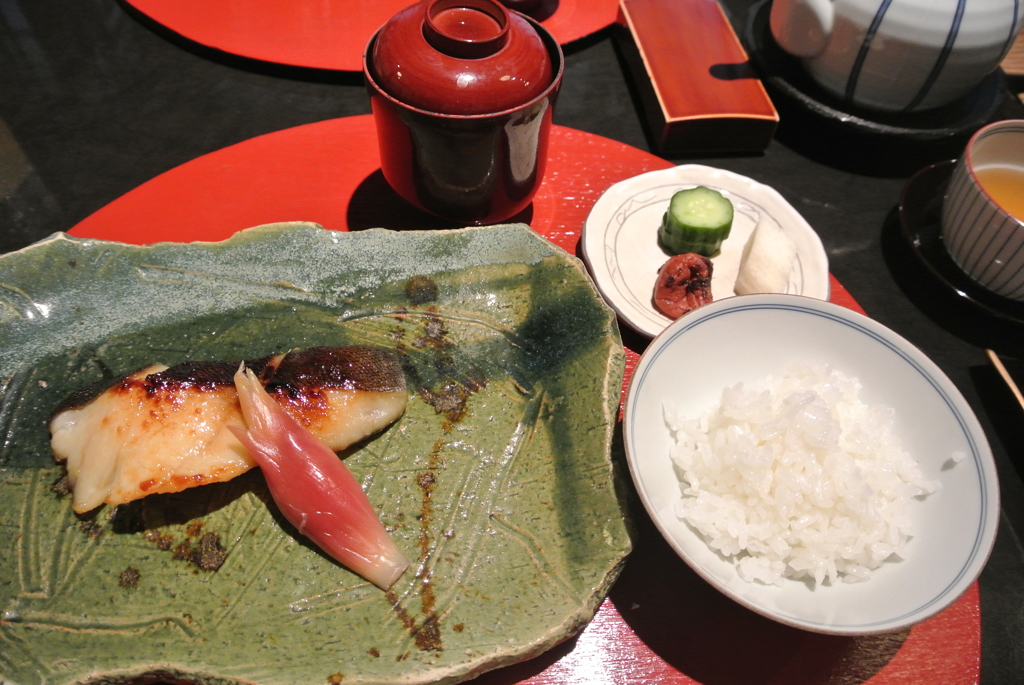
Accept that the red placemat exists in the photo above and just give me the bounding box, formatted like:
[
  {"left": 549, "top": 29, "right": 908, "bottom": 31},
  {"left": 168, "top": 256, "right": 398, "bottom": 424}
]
[
  {"left": 69, "top": 115, "right": 981, "bottom": 685},
  {"left": 123, "top": 0, "right": 619, "bottom": 72}
]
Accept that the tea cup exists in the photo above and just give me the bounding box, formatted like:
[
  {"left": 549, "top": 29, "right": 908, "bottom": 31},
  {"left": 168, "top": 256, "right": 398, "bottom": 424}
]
[{"left": 941, "top": 119, "right": 1024, "bottom": 301}]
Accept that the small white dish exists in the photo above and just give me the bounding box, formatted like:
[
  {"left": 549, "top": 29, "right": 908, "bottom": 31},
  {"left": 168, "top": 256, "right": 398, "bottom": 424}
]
[
  {"left": 623, "top": 294, "right": 999, "bottom": 635},
  {"left": 582, "top": 164, "right": 830, "bottom": 338}
]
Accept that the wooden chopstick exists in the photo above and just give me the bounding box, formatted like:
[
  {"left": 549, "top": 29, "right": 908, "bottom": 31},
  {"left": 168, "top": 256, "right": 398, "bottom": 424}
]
[
  {"left": 987, "top": 349, "right": 1024, "bottom": 414},
  {"left": 1003, "top": 28, "right": 1024, "bottom": 77}
]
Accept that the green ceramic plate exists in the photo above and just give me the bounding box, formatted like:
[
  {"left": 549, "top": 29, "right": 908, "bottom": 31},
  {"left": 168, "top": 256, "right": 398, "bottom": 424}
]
[{"left": 0, "top": 223, "right": 631, "bottom": 685}]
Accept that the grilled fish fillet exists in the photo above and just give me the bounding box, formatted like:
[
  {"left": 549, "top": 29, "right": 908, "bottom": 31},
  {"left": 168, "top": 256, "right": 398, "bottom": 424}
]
[{"left": 49, "top": 346, "right": 407, "bottom": 513}]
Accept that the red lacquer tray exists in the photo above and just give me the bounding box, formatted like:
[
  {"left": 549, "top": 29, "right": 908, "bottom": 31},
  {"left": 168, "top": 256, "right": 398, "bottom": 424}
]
[
  {"left": 69, "top": 115, "right": 981, "bottom": 684},
  {"left": 123, "top": 0, "right": 619, "bottom": 72}
]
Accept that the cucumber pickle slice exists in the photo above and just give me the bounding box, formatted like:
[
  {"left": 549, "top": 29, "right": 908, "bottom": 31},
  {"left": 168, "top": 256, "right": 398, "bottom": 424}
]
[{"left": 658, "top": 186, "right": 734, "bottom": 257}]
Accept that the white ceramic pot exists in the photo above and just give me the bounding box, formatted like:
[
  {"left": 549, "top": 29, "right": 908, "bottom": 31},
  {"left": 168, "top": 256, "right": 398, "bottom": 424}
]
[{"left": 769, "top": 0, "right": 1024, "bottom": 112}]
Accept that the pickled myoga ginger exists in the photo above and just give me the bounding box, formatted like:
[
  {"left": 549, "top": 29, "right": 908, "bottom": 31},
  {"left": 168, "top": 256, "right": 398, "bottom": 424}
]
[
  {"left": 230, "top": 365, "right": 409, "bottom": 590},
  {"left": 50, "top": 346, "right": 408, "bottom": 514}
]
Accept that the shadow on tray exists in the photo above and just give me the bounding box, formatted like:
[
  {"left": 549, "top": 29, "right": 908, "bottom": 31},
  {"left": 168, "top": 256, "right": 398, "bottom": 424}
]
[{"left": 346, "top": 170, "right": 534, "bottom": 232}]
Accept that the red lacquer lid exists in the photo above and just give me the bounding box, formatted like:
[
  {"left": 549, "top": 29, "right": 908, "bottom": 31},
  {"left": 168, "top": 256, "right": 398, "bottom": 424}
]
[{"left": 370, "top": 0, "right": 553, "bottom": 115}]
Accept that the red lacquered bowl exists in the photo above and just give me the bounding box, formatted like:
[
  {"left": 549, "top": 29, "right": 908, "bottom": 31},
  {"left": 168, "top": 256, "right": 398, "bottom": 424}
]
[{"left": 364, "top": 0, "right": 563, "bottom": 225}]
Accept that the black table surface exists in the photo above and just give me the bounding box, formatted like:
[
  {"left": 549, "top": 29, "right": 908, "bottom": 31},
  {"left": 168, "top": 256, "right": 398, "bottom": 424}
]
[{"left": 2, "top": 0, "right": 1024, "bottom": 682}]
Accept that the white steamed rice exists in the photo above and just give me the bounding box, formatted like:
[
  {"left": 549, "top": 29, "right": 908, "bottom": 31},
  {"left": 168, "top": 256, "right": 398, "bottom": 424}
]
[{"left": 664, "top": 362, "right": 939, "bottom": 586}]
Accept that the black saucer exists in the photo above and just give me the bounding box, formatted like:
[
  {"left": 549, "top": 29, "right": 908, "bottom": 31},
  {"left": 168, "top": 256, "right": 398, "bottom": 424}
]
[
  {"left": 898, "top": 160, "right": 1024, "bottom": 326},
  {"left": 743, "top": 0, "right": 1006, "bottom": 142}
]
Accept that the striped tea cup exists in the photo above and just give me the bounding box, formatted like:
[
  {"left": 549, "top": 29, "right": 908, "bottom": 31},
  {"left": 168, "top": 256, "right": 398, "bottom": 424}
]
[{"left": 941, "top": 120, "right": 1024, "bottom": 302}]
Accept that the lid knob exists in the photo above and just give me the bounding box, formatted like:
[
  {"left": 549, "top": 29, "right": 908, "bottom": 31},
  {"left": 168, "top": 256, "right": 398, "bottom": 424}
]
[
  {"left": 424, "top": 0, "right": 510, "bottom": 59},
  {"left": 368, "top": 0, "right": 554, "bottom": 115}
]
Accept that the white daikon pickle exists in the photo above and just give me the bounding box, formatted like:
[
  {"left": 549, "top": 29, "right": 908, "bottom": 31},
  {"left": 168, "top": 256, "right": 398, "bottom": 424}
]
[{"left": 734, "top": 218, "right": 797, "bottom": 295}]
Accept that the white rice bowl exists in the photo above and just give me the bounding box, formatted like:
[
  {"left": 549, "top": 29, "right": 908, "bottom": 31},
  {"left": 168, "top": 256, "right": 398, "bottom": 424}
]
[{"left": 623, "top": 294, "right": 999, "bottom": 635}]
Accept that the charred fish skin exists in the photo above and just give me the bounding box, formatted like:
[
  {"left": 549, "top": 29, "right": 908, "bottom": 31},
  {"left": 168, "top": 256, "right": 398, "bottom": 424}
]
[
  {"left": 49, "top": 364, "right": 156, "bottom": 417},
  {"left": 267, "top": 346, "right": 408, "bottom": 394},
  {"left": 49, "top": 356, "right": 276, "bottom": 417},
  {"left": 264, "top": 346, "right": 409, "bottom": 452},
  {"left": 145, "top": 356, "right": 275, "bottom": 391},
  {"left": 50, "top": 346, "right": 404, "bottom": 418},
  {"left": 48, "top": 345, "right": 409, "bottom": 513}
]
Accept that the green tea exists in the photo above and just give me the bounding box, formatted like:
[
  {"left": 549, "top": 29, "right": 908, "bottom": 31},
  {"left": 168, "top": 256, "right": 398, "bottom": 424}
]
[{"left": 975, "top": 165, "right": 1024, "bottom": 221}]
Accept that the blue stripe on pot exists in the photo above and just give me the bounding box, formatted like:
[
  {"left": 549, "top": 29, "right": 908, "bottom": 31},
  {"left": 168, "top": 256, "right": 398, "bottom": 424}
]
[
  {"left": 904, "top": 0, "right": 967, "bottom": 111},
  {"left": 844, "top": 0, "right": 895, "bottom": 102}
]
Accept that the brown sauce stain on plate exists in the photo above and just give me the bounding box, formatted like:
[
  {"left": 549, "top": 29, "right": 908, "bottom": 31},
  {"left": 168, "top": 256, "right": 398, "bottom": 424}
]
[
  {"left": 145, "top": 531, "right": 175, "bottom": 550},
  {"left": 411, "top": 438, "right": 444, "bottom": 652},
  {"left": 405, "top": 275, "right": 440, "bottom": 305},
  {"left": 142, "top": 526, "right": 228, "bottom": 572},
  {"left": 385, "top": 437, "right": 447, "bottom": 653},
  {"left": 394, "top": 284, "right": 489, "bottom": 431},
  {"left": 118, "top": 566, "right": 141, "bottom": 588}
]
